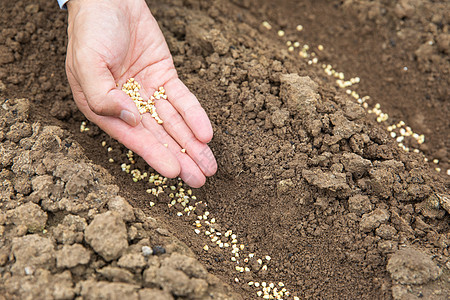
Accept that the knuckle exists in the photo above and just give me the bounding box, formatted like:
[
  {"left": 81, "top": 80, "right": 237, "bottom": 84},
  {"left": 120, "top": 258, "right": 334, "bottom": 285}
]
[{"left": 88, "top": 99, "right": 106, "bottom": 116}]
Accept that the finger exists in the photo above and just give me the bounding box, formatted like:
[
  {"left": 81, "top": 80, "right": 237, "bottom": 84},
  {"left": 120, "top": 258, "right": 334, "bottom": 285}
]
[
  {"left": 155, "top": 99, "right": 217, "bottom": 177},
  {"left": 72, "top": 48, "right": 141, "bottom": 127},
  {"left": 140, "top": 114, "right": 206, "bottom": 188},
  {"left": 78, "top": 104, "right": 181, "bottom": 178},
  {"left": 163, "top": 77, "right": 214, "bottom": 143}
]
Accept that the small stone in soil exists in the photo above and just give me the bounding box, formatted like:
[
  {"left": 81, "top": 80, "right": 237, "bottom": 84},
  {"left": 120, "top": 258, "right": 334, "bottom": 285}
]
[
  {"left": 152, "top": 246, "right": 166, "bottom": 255},
  {"left": 142, "top": 246, "right": 153, "bottom": 256}
]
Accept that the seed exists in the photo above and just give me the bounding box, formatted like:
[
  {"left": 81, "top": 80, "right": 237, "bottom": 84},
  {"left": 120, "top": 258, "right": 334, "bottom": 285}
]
[
  {"left": 203, "top": 245, "right": 209, "bottom": 251},
  {"left": 277, "top": 30, "right": 285, "bottom": 37},
  {"left": 163, "top": 143, "right": 168, "bottom": 148},
  {"left": 181, "top": 148, "right": 186, "bottom": 153},
  {"left": 296, "top": 24, "right": 303, "bottom": 31},
  {"left": 262, "top": 21, "right": 272, "bottom": 30},
  {"left": 318, "top": 44, "right": 324, "bottom": 51},
  {"left": 101, "top": 141, "right": 106, "bottom": 147},
  {"left": 108, "top": 158, "right": 114, "bottom": 163}
]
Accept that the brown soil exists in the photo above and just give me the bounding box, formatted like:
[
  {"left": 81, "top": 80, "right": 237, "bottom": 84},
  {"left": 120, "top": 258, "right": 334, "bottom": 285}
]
[{"left": 0, "top": 0, "right": 449, "bottom": 300}]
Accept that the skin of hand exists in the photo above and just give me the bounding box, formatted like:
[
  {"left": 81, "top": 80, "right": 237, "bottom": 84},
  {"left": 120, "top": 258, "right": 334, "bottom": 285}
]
[{"left": 65, "top": 0, "right": 217, "bottom": 188}]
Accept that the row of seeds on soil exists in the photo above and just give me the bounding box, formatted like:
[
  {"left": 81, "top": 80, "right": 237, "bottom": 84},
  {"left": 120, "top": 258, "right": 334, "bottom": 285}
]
[
  {"left": 261, "top": 21, "right": 448, "bottom": 176},
  {"left": 80, "top": 80, "right": 299, "bottom": 300},
  {"left": 100, "top": 146, "right": 297, "bottom": 300}
]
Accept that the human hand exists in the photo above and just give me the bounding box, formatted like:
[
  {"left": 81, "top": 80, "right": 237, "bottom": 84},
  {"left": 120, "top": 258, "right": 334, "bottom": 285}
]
[{"left": 65, "top": 0, "right": 217, "bottom": 187}]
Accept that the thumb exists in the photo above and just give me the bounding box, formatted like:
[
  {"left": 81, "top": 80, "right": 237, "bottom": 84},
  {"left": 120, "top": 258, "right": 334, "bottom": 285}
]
[{"left": 74, "top": 51, "right": 140, "bottom": 127}]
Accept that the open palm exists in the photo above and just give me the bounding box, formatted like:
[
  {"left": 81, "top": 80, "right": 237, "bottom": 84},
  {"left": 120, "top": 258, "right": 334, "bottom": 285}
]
[{"left": 66, "top": 0, "right": 216, "bottom": 188}]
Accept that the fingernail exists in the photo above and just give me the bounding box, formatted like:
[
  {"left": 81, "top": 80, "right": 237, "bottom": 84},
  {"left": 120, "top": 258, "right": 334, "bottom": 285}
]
[{"left": 120, "top": 110, "right": 138, "bottom": 126}]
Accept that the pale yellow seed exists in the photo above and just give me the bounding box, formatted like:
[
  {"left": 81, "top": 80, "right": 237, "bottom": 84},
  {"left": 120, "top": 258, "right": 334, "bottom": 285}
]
[{"left": 262, "top": 21, "right": 272, "bottom": 30}]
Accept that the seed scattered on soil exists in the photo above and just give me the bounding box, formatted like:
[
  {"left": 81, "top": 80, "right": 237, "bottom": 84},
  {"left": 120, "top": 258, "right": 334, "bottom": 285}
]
[
  {"left": 79, "top": 121, "right": 89, "bottom": 132},
  {"left": 262, "top": 21, "right": 272, "bottom": 30},
  {"left": 277, "top": 23, "right": 443, "bottom": 172},
  {"left": 99, "top": 142, "right": 302, "bottom": 300}
]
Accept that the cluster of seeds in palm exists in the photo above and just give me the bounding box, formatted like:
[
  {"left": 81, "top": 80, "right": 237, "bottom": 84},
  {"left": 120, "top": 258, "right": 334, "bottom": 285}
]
[{"left": 121, "top": 78, "right": 166, "bottom": 124}]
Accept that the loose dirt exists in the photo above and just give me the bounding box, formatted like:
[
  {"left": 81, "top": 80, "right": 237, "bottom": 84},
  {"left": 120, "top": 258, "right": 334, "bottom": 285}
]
[{"left": 0, "top": 0, "right": 449, "bottom": 299}]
